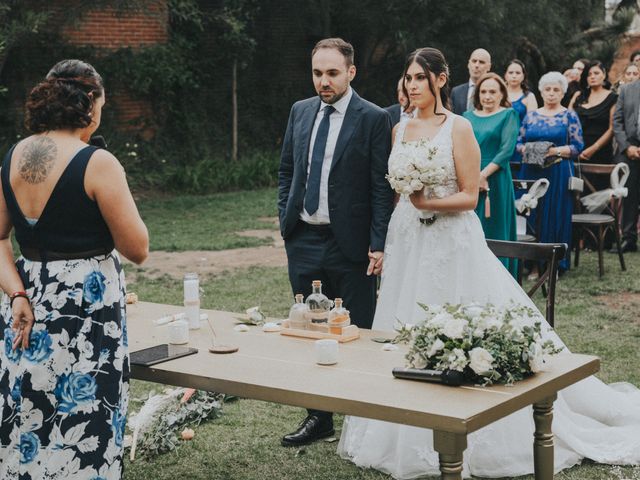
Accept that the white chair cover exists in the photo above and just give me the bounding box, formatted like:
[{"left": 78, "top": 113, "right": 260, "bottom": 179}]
[
  {"left": 580, "top": 163, "right": 630, "bottom": 214},
  {"left": 515, "top": 178, "right": 550, "bottom": 215}
]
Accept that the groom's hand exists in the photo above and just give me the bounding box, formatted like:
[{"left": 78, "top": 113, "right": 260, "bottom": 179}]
[{"left": 367, "top": 251, "right": 384, "bottom": 276}]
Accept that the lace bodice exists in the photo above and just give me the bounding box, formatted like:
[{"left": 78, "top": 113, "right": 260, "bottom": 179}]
[{"left": 389, "top": 114, "right": 459, "bottom": 200}]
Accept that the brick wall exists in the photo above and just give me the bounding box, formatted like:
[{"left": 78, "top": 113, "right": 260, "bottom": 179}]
[
  {"left": 61, "top": 2, "right": 168, "bottom": 49},
  {"left": 48, "top": 0, "right": 169, "bottom": 136}
]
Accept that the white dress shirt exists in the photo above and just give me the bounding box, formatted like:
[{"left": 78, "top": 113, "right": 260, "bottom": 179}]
[{"left": 300, "top": 87, "right": 353, "bottom": 225}]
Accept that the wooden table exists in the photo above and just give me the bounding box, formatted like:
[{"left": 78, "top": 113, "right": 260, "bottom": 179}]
[{"left": 128, "top": 302, "right": 600, "bottom": 480}]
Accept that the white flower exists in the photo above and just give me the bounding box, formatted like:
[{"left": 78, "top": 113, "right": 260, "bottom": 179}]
[
  {"left": 463, "top": 304, "right": 484, "bottom": 319},
  {"left": 428, "top": 312, "right": 455, "bottom": 329},
  {"left": 445, "top": 348, "right": 468, "bottom": 372},
  {"left": 442, "top": 317, "right": 469, "bottom": 339},
  {"left": 103, "top": 321, "right": 120, "bottom": 339},
  {"left": 469, "top": 347, "right": 494, "bottom": 375},
  {"left": 529, "top": 343, "right": 545, "bottom": 373},
  {"left": 412, "top": 354, "right": 428, "bottom": 369},
  {"left": 426, "top": 339, "right": 445, "bottom": 357},
  {"left": 409, "top": 179, "right": 423, "bottom": 191}
]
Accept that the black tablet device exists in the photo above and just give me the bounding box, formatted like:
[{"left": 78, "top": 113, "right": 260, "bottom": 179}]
[{"left": 130, "top": 344, "right": 198, "bottom": 367}]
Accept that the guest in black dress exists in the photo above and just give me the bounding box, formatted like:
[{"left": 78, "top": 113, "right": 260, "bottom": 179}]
[{"left": 569, "top": 61, "right": 617, "bottom": 168}]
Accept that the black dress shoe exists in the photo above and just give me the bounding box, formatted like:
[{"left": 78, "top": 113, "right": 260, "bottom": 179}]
[
  {"left": 281, "top": 415, "right": 335, "bottom": 447},
  {"left": 609, "top": 241, "right": 637, "bottom": 254}
]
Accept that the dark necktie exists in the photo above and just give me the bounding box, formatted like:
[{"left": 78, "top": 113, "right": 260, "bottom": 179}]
[{"left": 304, "top": 105, "right": 335, "bottom": 216}]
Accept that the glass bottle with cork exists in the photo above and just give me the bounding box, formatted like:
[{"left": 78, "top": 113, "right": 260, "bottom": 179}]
[
  {"left": 328, "top": 298, "right": 350, "bottom": 334},
  {"left": 288, "top": 293, "right": 309, "bottom": 330},
  {"left": 305, "top": 280, "right": 333, "bottom": 330}
]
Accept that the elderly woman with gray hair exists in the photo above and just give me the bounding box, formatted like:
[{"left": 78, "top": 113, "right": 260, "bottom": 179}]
[{"left": 516, "top": 71, "right": 584, "bottom": 273}]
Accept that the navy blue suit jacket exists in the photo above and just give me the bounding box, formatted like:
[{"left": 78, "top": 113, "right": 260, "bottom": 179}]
[
  {"left": 384, "top": 103, "right": 401, "bottom": 126},
  {"left": 278, "top": 90, "right": 394, "bottom": 262},
  {"left": 450, "top": 82, "right": 470, "bottom": 115}
]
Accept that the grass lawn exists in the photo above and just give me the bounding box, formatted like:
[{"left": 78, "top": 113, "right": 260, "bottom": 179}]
[
  {"left": 137, "top": 188, "right": 279, "bottom": 251},
  {"left": 123, "top": 189, "right": 640, "bottom": 480}
]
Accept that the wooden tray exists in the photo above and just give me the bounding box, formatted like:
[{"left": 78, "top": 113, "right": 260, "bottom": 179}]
[{"left": 280, "top": 320, "right": 360, "bottom": 343}]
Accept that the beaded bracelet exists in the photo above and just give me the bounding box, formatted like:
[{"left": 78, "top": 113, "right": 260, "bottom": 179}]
[{"left": 9, "top": 291, "right": 29, "bottom": 307}]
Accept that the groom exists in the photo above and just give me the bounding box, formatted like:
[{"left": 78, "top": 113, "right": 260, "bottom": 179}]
[{"left": 278, "top": 37, "right": 393, "bottom": 446}]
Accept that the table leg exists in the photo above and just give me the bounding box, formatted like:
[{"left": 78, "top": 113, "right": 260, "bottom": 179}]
[
  {"left": 533, "top": 394, "right": 557, "bottom": 480},
  {"left": 433, "top": 430, "right": 467, "bottom": 480}
]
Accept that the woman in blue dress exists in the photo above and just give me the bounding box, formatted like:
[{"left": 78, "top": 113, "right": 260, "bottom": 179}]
[
  {"left": 505, "top": 59, "right": 538, "bottom": 124},
  {"left": 0, "top": 60, "right": 148, "bottom": 479},
  {"left": 516, "top": 71, "right": 584, "bottom": 272}
]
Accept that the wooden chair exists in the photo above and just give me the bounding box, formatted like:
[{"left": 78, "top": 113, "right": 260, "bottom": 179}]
[
  {"left": 486, "top": 239, "right": 567, "bottom": 327},
  {"left": 571, "top": 163, "right": 626, "bottom": 278}
]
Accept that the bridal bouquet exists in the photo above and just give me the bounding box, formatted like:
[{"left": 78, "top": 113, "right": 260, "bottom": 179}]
[
  {"left": 393, "top": 302, "right": 563, "bottom": 385},
  {"left": 386, "top": 145, "right": 446, "bottom": 195}
]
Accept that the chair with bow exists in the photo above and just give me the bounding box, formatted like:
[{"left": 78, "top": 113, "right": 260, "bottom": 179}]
[
  {"left": 572, "top": 162, "right": 629, "bottom": 278},
  {"left": 513, "top": 178, "right": 550, "bottom": 242},
  {"left": 486, "top": 239, "right": 567, "bottom": 327}
]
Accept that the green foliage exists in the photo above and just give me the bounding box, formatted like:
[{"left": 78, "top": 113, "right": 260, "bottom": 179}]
[{"left": 0, "top": 0, "right": 633, "bottom": 193}]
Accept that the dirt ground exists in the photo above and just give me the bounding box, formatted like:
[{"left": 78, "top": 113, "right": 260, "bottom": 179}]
[
  {"left": 125, "top": 228, "right": 287, "bottom": 279},
  {"left": 598, "top": 291, "right": 640, "bottom": 316}
]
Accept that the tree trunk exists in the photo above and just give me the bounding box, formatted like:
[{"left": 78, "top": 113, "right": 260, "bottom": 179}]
[{"left": 232, "top": 58, "right": 238, "bottom": 162}]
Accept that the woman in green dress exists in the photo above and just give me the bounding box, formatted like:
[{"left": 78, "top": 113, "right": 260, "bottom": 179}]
[{"left": 463, "top": 72, "right": 519, "bottom": 277}]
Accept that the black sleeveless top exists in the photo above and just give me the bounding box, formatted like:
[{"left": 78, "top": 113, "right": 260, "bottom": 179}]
[{"left": 1, "top": 144, "right": 114, "bottom": 254}]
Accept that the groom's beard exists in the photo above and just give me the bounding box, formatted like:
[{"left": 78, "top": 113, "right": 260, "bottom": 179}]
[{"left": 318, "top": 88, "right": 346, "bottom": 105}]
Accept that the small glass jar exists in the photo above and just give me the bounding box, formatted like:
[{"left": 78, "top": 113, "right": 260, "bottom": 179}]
[{"left": 288, "top": 294, "right": 308, "bottom": 329}]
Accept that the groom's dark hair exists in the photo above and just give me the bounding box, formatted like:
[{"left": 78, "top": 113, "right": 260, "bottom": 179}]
[{"left": 312, "top": 38, "right": 355, "bottom": 66}]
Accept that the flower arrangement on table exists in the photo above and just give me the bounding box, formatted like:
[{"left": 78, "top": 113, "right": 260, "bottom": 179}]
[{"left": 393, "top": 302, "right": 563, "bottom": 386}]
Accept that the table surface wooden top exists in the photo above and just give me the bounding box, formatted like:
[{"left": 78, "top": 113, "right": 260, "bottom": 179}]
[{"left": 127, "top": 302, "right": 599, "bottom": 434}]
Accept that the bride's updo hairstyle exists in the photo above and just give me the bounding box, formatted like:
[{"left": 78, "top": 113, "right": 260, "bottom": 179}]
[
  {"left": 25, "top": 59, "right": 104, "bottom": 134},
  {"left": 402, "top": 47, "right": 451, "bottom": 121}
]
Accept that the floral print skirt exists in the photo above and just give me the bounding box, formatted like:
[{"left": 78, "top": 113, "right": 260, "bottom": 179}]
[{"left": 0, "top": 252, "right": 129, "bottom": 479}]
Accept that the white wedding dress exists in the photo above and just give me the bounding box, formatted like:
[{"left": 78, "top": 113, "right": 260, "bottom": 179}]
[{"left": 337, "top": 114, "right": 640, "bottom": 479}]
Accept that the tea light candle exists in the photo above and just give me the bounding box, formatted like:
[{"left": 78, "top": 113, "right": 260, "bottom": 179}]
[
  {"left": 168, "top": 320, "right": 189, "bottom": 344},
  {"left": 315, "top": 339, "right": 339, "bottom": 365}
]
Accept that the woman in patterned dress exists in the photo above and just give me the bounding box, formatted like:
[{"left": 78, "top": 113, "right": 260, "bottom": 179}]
[{"left": 0, "top": 60, "right": 148, "bottom": 479}]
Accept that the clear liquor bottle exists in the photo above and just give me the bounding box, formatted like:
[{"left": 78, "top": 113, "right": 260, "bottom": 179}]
[{"left": 305, "top": 280, "right": 332, "bottom": 325}]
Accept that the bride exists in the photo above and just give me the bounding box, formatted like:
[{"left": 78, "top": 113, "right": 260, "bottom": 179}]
[{"left": 337, "top": 47, "right": 640, "bottom": 479}]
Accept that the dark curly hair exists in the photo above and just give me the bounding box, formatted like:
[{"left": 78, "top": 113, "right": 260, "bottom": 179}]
[{"left": 25, "top": 59, "right": 104, "bottom": 134}]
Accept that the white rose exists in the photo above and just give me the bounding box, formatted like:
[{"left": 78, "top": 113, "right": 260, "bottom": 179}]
[
  {"left": 419, "top": 172, "right": 432, "bottom": 183},
  {"left": 442, "top": 318, "right": 469, "bottom": 339},
  {"left": 410, "top": 169, "right": 421, "bottom": 179},
  {"left": 469, "top": 347, "right": 494, "bottom": 375},
  {"left": 428, "top": 312, "right": 455, "bottom": 329},
  {"left": 485, "top": 316, "right": 502, "bottom": 330},
  {"left": 409, "top": 179, "right": 423, "bottom": 191},
  {"left": 426, "top": 339, "right": 445, "bottom": 357},
  {"left": 412, "top": 354, "right": 428, "bottom": 369},
  {"left": 395, "top": 167, "right": 409, "bottom": 179},
  {"left": 400, "top": 184, "right": 414, "bottom": 195},
  {"left": 528, "top": 343, "right": 545, "bottom": 373},
  {"left": 462, "top": 304, "right": 484, "bottom": 319}
]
